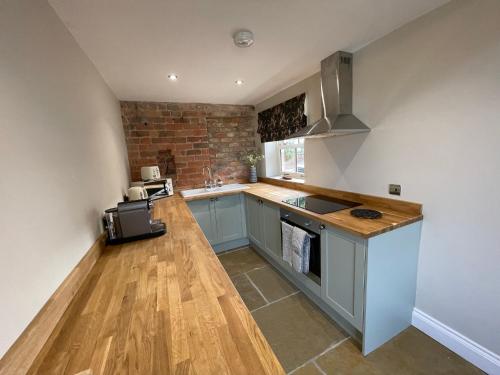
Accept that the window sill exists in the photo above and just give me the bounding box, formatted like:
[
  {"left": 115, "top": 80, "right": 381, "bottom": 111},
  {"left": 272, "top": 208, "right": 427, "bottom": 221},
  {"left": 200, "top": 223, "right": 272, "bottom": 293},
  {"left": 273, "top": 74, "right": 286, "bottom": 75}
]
[{"left": 269, "top": 175, "right": 305, "bottom": 184}]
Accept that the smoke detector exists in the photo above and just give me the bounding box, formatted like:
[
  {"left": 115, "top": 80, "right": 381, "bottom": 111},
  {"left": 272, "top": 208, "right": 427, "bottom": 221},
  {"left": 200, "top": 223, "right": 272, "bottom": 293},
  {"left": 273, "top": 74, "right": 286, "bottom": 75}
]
[{"left": 233, "top": 30, "right": 254, "bottom": 48}]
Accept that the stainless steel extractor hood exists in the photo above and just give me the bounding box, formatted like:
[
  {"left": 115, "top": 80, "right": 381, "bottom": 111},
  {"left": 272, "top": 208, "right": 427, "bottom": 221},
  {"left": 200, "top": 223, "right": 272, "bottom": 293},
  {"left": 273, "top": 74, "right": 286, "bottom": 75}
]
[{"left": 287, "top": 51, "right": 370, "bottom": 139}]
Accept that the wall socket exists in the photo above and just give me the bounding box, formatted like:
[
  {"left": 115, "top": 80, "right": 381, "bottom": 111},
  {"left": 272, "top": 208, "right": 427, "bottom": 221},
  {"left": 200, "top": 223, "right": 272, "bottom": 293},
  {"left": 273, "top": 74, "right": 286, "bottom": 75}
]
[{"left": 389, "top": 184, "right": 401, "bottom": 196}]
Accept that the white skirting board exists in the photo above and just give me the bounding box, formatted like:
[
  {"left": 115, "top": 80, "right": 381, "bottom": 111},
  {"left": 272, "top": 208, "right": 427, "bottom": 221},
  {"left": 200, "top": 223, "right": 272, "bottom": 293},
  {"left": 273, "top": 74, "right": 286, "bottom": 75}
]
[{"left": 412, "top": 308, "right": 500, "bottom": 375}]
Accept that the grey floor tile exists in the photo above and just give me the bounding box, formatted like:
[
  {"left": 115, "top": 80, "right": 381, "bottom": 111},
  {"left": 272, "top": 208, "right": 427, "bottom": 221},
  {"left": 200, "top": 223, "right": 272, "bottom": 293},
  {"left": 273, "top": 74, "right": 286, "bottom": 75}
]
[
  {"left": 316, "top": 328, "right": 484, "bottom": 375},
  {"left": 247, "top": 265, "right": 297, "bottom": 303},
  {"left": 252, "top": 293, "right": 347, "bottom": 372},
  {"left": 218, "top": 247, "right": 268, "bottom": 276},
  {"left": 230, "top": 274, "right": 267, "bottom": 311},
  {"left": 291, "top": 362, "right": 323, "bottom": 375},
  {"left": 316, "top": 339, "right": 382, "bottom": 375}
]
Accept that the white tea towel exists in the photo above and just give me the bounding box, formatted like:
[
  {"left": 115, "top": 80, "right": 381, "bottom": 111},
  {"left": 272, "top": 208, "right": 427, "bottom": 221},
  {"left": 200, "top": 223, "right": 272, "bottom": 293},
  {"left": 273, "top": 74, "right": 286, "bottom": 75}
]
[
  {"left": 281, "top": 221, "right": 294, "bottom": 266},
  {"left": 291, "top": 226, "right": 311, "bottom": 273}
]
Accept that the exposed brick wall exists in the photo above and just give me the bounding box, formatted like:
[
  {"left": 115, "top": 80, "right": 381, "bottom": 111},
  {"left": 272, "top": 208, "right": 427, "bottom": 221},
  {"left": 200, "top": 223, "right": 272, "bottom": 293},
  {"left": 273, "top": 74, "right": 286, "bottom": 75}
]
[
  {"left": 207, "top": 117, "right": 256, "bottom": 182},
  {"left": 120, "top": 101, "right": 256, "bottom": 189}
]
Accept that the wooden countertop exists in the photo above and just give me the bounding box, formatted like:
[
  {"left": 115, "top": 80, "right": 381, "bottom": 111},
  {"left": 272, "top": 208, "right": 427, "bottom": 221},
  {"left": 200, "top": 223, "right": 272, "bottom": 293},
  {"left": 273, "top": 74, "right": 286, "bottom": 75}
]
[
  {"left": 246, "top": 183, "right": 422, "bottom": 238},
  {"left": 152, "top": 195, "right": 285, "bottom": 374},
  {"left": 183, "top": 181, "right": 423, "bottom": 238}
]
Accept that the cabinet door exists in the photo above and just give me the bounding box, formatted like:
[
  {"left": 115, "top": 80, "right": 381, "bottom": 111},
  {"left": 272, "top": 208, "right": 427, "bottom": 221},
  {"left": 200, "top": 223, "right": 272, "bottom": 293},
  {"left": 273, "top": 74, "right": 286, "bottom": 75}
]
[
  {"left": 321, "top": 227, "right": 366, "bottom": 331},
  {"left": 245, "top": 195, "right": 263, "bottom": 247},
  {"left": 214, "top": 194, "right": 245, "bottom": 243},
  {"left": 262, "top": 201, "right": 282, "bottom": 259},
  {"left": 187, "top": 199, "right": 217, "bottom": 244}
]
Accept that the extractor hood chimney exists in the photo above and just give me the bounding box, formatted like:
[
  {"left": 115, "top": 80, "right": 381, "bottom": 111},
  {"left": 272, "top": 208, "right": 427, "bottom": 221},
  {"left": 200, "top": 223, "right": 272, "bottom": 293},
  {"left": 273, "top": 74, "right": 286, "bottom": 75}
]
[{"left": 287, "top": 51, "right": 370, "bottom": 139}]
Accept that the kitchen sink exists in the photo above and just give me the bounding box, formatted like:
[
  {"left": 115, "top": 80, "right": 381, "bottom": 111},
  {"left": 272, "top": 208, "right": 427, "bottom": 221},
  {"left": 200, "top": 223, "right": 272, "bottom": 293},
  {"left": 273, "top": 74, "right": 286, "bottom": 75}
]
[{"left": 180, "top": 183, "right": 249, "bottom": 198}]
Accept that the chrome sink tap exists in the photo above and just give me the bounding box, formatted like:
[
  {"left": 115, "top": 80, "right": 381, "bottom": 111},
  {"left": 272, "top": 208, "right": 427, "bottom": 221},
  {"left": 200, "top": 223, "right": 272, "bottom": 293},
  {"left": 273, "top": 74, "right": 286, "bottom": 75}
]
[
  {"left": 202, "top": 166, "right": 214, "bottom": 189},
  {"left": 214, "top": 174, "right": 224, "bottom": 187}
]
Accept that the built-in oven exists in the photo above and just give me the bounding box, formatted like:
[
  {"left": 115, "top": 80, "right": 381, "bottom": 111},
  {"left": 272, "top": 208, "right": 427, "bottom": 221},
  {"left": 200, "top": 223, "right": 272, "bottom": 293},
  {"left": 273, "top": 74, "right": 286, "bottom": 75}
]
[{"left": 280, "top": 208, "right": 324, "bottom": 285}]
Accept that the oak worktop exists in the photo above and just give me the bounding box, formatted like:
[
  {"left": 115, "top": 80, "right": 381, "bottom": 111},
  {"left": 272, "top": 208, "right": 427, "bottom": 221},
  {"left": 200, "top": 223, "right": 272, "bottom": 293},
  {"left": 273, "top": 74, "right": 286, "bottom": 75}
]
[
  {"left": 184, "top": 181, "right": 423, "bottom": 238},
  {"left": 28, "top": 194, "right": 285, "bottom": 374},
  {"left": 152, "top": 195, "right": 285, "bottom": 374}
]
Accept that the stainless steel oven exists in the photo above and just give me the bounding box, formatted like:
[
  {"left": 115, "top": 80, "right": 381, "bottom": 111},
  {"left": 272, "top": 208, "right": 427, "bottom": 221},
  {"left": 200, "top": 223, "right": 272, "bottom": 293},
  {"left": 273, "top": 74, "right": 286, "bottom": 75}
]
[{"left": 280, "top": 208, "right": 324, "bottom": 285}]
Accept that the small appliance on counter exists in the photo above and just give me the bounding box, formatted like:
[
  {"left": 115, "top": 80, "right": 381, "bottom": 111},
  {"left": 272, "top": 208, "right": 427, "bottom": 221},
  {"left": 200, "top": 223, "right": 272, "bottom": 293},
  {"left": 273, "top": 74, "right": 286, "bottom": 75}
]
[
  {"left": 103, "top": 199, "right": 166, "bottom": 245},
  {"left": 129, "top": 178, "right": 174, "bottom": 201},
  {"left": 145, "top": 178, "right": 174, "bottom": 198},
  {"left": 164, "top": 178, "right": 174, "bottom": 196},
  {"left": 141, "top": 166, "right": 161, "bottom": 181},
  {"left": 127, "top": 186, "right": 148, "bottom": 201}
]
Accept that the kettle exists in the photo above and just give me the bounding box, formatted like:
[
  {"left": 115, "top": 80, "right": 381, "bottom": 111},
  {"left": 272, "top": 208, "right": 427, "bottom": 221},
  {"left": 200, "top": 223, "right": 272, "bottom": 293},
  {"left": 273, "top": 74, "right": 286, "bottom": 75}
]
[{"left": 128, "top": 186, "right": 148, "bottom": 201}]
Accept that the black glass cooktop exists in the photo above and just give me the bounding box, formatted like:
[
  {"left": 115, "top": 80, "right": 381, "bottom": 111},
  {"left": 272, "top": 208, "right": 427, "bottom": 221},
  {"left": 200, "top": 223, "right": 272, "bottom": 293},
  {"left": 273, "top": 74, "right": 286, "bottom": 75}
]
[{"left": 282, "top": 195, "right": 361, "bottom": 214}]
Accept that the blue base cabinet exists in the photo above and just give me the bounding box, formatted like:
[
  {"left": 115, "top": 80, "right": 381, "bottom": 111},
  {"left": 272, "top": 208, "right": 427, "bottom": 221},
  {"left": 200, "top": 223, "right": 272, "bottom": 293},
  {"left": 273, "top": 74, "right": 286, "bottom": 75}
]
[
  {"left": 321, "top": 227, "right": 366, "bottom": 332},
  {"left": 187, "top": 198, "right": 218, "bottom": 244},
  {"left": 190, "top": 192, "right": 422, "bottom": 356},
  {"left": 245, "top": 194, "right": 263, "bottom": 248},
  {"left": 187, "top": 194, "right": 247, "bottom": 252},
  {"left": 215, "top": 194, "right": 247, "bottom": 243},
  {"left": 245, "top": 195, "right": 281, "bottom": 260},
  {"left": 261, "top": 200, "right": 282, "bottom": 259},
  {"left": 321, "top": 222, "right": 422, "bottom": 355},
  {"left": 246, "top": 198, "right": 422, "bottom": 357}
]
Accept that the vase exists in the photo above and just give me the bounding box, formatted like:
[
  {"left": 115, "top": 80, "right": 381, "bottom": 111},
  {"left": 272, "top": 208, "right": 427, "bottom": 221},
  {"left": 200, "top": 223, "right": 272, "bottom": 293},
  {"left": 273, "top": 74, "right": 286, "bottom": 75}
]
[{"left": 249, "top": 166, "right": 257, "bottom": 183}]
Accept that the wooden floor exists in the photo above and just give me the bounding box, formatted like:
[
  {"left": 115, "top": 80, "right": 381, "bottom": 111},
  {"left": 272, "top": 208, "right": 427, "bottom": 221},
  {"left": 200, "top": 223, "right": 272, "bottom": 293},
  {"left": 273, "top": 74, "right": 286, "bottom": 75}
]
[{"left": 28, "top": 196, "right": 283, "bottom": 375}]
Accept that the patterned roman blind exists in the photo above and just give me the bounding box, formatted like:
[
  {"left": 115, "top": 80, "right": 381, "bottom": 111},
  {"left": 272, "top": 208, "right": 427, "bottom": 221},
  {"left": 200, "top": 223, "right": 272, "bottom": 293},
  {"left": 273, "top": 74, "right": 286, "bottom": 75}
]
[{"left": 257, "top": 93, "right": 307, "bottom": 143}]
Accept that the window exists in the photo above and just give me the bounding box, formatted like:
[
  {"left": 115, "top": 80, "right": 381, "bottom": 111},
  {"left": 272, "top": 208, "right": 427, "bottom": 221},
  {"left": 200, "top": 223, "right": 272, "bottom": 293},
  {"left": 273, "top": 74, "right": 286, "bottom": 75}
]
[{"left": 277, "top": 138, "right": 305, "bottom": 178}]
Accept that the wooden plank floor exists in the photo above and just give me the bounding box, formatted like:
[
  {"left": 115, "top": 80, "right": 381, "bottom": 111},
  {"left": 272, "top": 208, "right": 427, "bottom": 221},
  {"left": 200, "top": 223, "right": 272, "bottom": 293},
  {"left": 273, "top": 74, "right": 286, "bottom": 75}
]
[{"left": 28, "top": 196, "right": 284, "bottom": 375}]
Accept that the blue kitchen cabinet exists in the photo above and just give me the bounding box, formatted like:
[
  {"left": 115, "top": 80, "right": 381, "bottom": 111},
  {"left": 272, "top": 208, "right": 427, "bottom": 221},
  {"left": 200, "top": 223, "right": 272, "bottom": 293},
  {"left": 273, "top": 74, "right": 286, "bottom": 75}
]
[
  {"left": 187, "top": 198, "right": 217, "bottom": 244},
  {"left": 245, "top": 194, "right": 263, "bottom": 248},
  {"left": 188, "top": 194, "right": 247, "bottom": 252},
  {"left": 262, "top": 200, "right": 282, "bottom": 259},
  {"left": 245, "top": 195, "right": 281, "bottom": 260},
  {"left": 321, "top": 222, "right": 422, "bottom": 355},
  {"left": 246, "top": 199, "right": 422, "bottom": 357},
  {"left": 214, "top": 194, "right": 247, "bottom": 244},
  {"left": 321, "top": 227, "right": 366, "bottom": 332}
]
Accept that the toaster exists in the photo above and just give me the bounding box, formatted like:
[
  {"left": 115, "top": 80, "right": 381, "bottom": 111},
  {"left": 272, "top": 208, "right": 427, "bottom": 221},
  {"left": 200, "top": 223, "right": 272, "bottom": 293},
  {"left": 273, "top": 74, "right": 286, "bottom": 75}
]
[{"left": 141, "top": 166, "right": 161, "bottom": 181}]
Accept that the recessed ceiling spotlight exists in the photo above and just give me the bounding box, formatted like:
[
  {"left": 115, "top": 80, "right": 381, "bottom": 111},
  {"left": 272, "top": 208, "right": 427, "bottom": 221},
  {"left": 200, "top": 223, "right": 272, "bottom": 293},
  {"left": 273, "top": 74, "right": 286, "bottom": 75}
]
[
  {"left": 235, "top": 79, "right": 244, "bottom": 85},
  {"left": 167, "top": 74, "right": 178, "bottom": 81},
  {"left": 233, "top": 30, "right": 254, "bottom": 48}
]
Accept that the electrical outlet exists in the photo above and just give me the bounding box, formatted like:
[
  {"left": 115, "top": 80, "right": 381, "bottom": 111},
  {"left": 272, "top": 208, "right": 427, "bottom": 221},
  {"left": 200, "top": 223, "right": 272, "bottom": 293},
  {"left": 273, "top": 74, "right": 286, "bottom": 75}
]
[{"left": 389, "top": 184, "right": 401, "bottom": 196}]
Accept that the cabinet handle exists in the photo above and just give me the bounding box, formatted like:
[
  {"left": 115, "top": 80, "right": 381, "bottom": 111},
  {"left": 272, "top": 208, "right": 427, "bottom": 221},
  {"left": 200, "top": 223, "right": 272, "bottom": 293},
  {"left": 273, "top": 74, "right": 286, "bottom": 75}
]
[
  {"left": 304, "top": 222, "right": 311, "bottom": 227},
  {"left": 320, "top": 224, "right": 325, "bottom": 230}
]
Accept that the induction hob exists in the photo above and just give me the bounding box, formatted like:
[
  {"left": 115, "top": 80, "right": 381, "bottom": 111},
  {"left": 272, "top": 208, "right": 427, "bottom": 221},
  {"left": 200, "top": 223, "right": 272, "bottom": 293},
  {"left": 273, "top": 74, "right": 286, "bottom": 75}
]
[{"left": 282, "top": 195, "right": 361, "bottom": 215}]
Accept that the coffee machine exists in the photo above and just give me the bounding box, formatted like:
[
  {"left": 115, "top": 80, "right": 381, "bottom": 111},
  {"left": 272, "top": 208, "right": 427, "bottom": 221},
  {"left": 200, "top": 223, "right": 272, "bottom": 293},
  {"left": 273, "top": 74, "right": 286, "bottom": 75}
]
[{"left": 103, "top": 199, "right": 166, "bottom": 244}]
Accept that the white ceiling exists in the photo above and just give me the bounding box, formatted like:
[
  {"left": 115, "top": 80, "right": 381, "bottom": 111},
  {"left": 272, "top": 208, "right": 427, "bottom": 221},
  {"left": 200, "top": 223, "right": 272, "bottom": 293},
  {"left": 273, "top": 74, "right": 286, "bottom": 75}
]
[{"left": 49, "top": 0, "right": 448, "bottom": 105}]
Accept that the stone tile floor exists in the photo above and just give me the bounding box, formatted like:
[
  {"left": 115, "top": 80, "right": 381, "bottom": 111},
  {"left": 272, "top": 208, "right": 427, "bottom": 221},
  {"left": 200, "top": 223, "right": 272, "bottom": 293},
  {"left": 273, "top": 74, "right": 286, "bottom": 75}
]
[{"left": 218, "top": 247, "right": 483, "bottom": 375}]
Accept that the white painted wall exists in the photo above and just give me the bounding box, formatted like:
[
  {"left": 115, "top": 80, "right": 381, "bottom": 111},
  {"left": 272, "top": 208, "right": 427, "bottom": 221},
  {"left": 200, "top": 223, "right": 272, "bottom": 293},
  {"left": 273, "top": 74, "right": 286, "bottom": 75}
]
[
  {"left": 256, "top": 0, "right": 500, "bottom": 356},
  {"left": 0, "top": 0, "right": 130, "bottom": 357}
]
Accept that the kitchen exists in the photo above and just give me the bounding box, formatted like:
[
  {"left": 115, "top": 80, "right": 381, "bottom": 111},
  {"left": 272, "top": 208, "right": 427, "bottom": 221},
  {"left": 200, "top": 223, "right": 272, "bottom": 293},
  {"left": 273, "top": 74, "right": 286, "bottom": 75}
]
[{"left": 1, "top": 0, "right": 499, "bottom": 374}]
